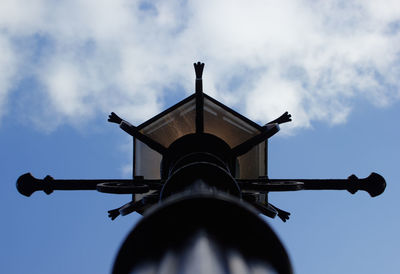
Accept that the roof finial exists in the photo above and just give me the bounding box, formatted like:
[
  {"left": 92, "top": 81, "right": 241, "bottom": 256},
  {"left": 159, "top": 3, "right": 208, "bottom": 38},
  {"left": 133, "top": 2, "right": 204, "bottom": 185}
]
[
  {"left": 194, "top": 62, "right": 204, "bottom": 95},
  {"left": 194, "top": 62, "right": 204, "bottom": 133},
  {"left": 194, "top": 62, "right": 204, "bottom": 79}
]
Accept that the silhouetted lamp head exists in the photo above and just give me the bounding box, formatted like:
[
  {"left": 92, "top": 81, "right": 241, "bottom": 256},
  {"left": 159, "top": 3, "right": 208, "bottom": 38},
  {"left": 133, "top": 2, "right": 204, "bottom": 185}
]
[
  {"left": 133, "top": 88, "right": 271, "bottom": 181},
  {"left": 15, "top": 62, "right": 386, "bottom": 274}
]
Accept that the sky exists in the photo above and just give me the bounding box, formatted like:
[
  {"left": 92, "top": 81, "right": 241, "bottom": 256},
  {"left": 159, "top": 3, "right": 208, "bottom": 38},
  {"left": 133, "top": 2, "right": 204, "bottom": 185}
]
[{"left": 1, "top": 0, "right": 399, "bottom": 273}]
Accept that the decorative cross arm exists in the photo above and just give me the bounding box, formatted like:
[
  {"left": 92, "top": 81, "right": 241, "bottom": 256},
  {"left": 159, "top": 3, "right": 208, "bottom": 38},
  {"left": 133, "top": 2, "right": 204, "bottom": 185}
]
[
  {"left": 239, "top": 172, "right": 386, "bottom": 197},
  {"left": 108, "top": 112, "right": 167, "bottom": 155},
  {"left": 298, "top": 172, "right": 386, "bottom": 197},
  {"left": 232, "top": 123, "right": 280, "bottom": 157},
  {"left": 16, "top": 171, "right": 385, "bottom": 223},
  {"left": 16, "top": 173, "right": 163, "bottom": 197},
  {"left": 267, "top": 111, "right": 292, "bottom": 125}
]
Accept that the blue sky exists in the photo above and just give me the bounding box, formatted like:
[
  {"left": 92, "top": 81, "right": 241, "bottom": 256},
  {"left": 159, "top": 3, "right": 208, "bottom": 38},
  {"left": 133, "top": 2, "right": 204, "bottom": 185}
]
[{"left": 1, "top": 1, "right": 399, "bottom": 273}]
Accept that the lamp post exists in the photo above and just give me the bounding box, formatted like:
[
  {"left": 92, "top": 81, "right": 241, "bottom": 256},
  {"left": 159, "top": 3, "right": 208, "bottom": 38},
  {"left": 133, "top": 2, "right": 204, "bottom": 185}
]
[{"left": 17, "top": 62, "right": 386, "bottom": 274}]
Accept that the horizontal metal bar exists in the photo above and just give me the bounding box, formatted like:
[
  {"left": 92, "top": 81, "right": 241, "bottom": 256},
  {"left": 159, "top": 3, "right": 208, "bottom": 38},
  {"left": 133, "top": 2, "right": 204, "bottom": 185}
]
[
  {"left": 16, "top": 173, "right": 163, "bottom": 197},
  {"left": 238, "top": 180, "right": 303, "bottom": 191},
  {"left": 238, "top": 172, "right": 386, "bottom": 197}
]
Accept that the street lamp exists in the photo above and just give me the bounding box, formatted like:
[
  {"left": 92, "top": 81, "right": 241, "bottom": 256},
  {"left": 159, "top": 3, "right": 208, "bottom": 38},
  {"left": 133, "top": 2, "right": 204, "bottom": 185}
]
[{"left": 17, "top": 62, "right": 386, "bottom": 274}]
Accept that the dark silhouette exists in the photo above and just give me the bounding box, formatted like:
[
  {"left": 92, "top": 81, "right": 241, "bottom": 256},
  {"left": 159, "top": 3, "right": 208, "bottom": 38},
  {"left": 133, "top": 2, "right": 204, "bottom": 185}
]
[{"left": 16, "top": 62, "right": 386, "bottom": 274}]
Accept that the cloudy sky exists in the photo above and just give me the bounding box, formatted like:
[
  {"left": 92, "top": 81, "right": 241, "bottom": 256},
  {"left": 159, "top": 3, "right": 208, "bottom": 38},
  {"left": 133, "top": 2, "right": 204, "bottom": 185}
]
[{"left": 1, "top": 1, "right": 399, "bottom": 273}]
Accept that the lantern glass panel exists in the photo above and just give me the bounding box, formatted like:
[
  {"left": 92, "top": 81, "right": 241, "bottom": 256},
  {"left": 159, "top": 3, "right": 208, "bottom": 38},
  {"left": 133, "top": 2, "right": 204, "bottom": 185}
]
[
  {"left": 237, "top": 142, "right": 266, "bottom": 179},
  {"left": 203, "top": 97, "right": 260, "bottom": 147},
  {"left": 134, "top": 139, "right": 162, "bottom": 179},
  {"left": 139, "top": 98, "right": 196, "bottom": 148}
]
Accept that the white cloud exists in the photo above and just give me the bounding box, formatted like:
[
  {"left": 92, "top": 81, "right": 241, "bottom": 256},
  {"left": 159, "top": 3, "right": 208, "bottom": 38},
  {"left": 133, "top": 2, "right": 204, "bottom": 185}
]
[
  {"left": 0, "top": 34, "right": 19, "bottom": 123},
  {"left": 0, "top": 0, "right": 399, "bottom": 131}
]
